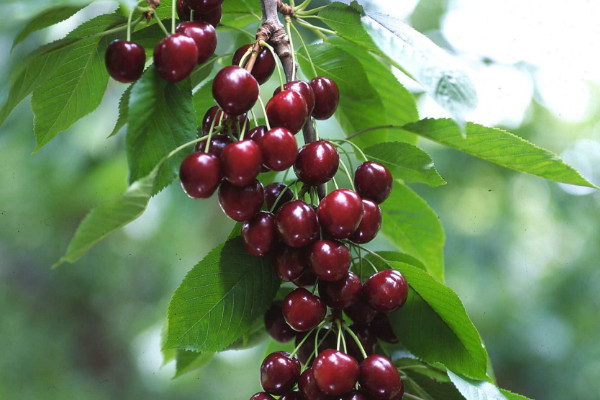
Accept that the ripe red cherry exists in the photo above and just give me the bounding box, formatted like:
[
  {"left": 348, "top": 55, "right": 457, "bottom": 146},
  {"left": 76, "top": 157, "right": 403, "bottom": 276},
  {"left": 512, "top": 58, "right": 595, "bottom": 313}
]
[
  {"left": 344, "top": 297, "right": 378, "bottom": 324},
  {"left": 359, "top": 355, "right": 404, "bottom": 400},
  {"left": 249, "top": 125, "right": 268, "bottom": 142},
  {"left": 232, "top": 44, "right": 276, "bottom": 85},
  {"left": 355, "top": 161, "right": 393, "bottom": 204},
  {"left": 154, "top": 33, "right": 198, "bottom": 82},
  {"left": 195, "top": 134, "right": 232, "bottom": 158},
  {"left": 299, "top": 368, "right": 335, "bottom": 400},
  {"left": 257, "top": 127, "right": 298, "bottom": 171},
  {"left": 274, "top": 80, "right": 315, "bottom": 115},
  {"left": 318, "top": 189, "right": 364, "bottom": 239},
  {"left": 345, "top": 324, "right": 377, "bottom": 361},
  {"left": 294, "top": 141, "right": 339, "bottom": 185},
  {"left": 177, "top": 0, "right": 222, "bottom": 27},
  {"left": 266, "top": 90, "right": 308, "bottom": 134},
  {"left": 218, "top": 180, "right": 264, "bottom": 221},
  {"left": 264, "top": 302, "right": 297, "bottom": 343},
  {"left": 250, "top": 393, "right": 275, "bottom": 400},
  {"left": 260, "top": 351, "right": 301, "bottom": 395},
  {"left": 175, "top": 21, "right": 216, "bottom": 64},
  {"left": 179, "top": 152, "right": 221, "bottom": 198},
  {"left": 371, "top": 313, "right": 399, "bottom": 344},
  {"left": 221, "top": 140, "right": 263, "bottom": 187},
  {"left": 293, "top": 269, "right": 318, "bottom": 288},
  {"left": 308, "top": 240, "right": 351, "bottom": 281},
  {"left": 201, "top": 106, "right": 249, "bottom": 137},
  {"left": 272, "top": 246, "right": 307, "bottom": 282},
  {"left": 283, "top": 288, "right": 326, "bottom": 331},
  {"left": 310, "top": 76, "right": 339, "bottom": 120},
  {"left": 275, "top": 200, "right": 320, "bottom": 248},
  {"left": 242, "top": 211, "right": 277, "bottom": 256},
  {"left": 342, "top": 390, "right": 370, "bottom": 400},
  {"left": 313, "top": 349, "right": 359, "bottom": 396},
  {"left": 363, "top": 269, "right": 408, "bottom": 313},
  {"left": 213, "top": 66, "right": 259, "bottom": 115},
  {"left": 295, "top": 329, "right": 336, "bottom": 365},
  {"left": 318, "top": 271, "right": 362, "bottom": 309},
  {"left": 264, "top": 183, "right": 294, "bottom": 212},
  {"left": 105, "top": 40, "right": 145, "bottom": 83},
  {"left": 184, "top": 0, "right": 222, "bottom": 13},
  {"left": 349, "top": 199, "right": 382, "bottom": 244}
]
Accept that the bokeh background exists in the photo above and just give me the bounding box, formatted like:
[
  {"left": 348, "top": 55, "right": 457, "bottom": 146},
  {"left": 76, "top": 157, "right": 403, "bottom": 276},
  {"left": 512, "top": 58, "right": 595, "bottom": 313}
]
[{"left": 1, "top": 0, "right": 599, "bottom": 399}]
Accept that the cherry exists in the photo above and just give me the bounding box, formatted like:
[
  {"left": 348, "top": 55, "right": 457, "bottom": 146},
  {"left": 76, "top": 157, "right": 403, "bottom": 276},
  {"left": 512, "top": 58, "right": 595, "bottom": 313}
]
[
  {"left": 105, "top": 40, "right": 145, "bottom": 83},
  {"left": 201, "top": 106, "right": 249, "bottom": 137},
  {"left": 349, "top": 199, "right": 382, "bottom": 244},
  {"left": 260, "top": 351, "right": 301, "bottom": 396},
  {"left": 318, "top": 271, "right": 362, "bottom": 309},
  {"left": 280, "top": 392, "right": 304, "bottom": 400},
  {"left": 242, "top": 211, "right": 277, "bottom": 256},
  {"left": 354, "top": 161, "right": 393, "bottom": 204},
  {"left": 308, "top": 240, "right": 351, "bottom": 282},
  {"left": 363, "top": 269, "right": 408, "bottom": 313},
  {"left": 345, "top": 324, "right": 377, "bottom": 361},
  {"left": 266, "top": 90, "right": 308, "bottom": 134},
  {"left": 299, "top": 368, "right": 335, "bottom": 400},
  {"left": 274, "top": 80, "right": 315, "bottom": 115},
  {"left": 177, "top": 0, "right": 222, "bottom": 27},
  {"left": 342, "top": 390, "right": 370, "bottom": 400},
  {"left": 218, "top": 180, "right": 264, "bottom": 221},
  {"left": 213, "top": 66, "right": 259, "bottom": 115},
  {"left": 175, "top": 21, "right": 216, "bottom": 64},
  {"left": 294, "top": 141, "right": 339, "bottom": 185},
  {"left": 179, "top": 152, "right": 221, "bottom": 198},
  {"left": 264, "top": 302, "right": 297, "bottom": 343},
  {"left": 154, "top": 33, "right": 198, "bottom": 82},
  {"left": 313, "top": 349, "right": 359, "bottom": 396},
  {"left": 359, "top": 355, "right": 404, "bottom": 400},
  {"left": 371, "top": 313, "right": 399, "bottom": 344},
  {"left": 310, "top": 76, "right": 339, "bottom": 120},
  {"left": 257, "top": 127, "right": 298, "bottom": 171},
  {"left": 232, "top": 44, "right": 276, "bottom": 85},
  {"left": 264, "top": 183, "right": 294, "bottom": 212},
  {"left": 318, "top": 189, "right": 364, "bottom": 239},
  {"left": 275, "top": 200, "right": 320, "bottom": 248},
  {"left": 221, "top": 140, "right": 263, "bottom": 187},
  {"left": 295, "top": 328, "right": 336, "bottom": 365},
  {"left": 250, "top": 393, "right": 274, "bottom": 400},
  {"left": 184, "top": 0, "right": 223, "bottom": 14},
  {"left": 272, "top": 246, "right": 307, "bottom": 282},
  {"left": 344, "top": 298, "right": 378, "bottom": 325},
  {"left": 195, "top": 134, "right": 232, "bottom": 158},
  {"left": 293, "top": 269, "right": 318, "bottom": 288},
  {"left": 283, "top": 288, "right": 326, "bottom": 331},
  {"left": 249, "top": 125, "right": 268, "bottom": 141}
]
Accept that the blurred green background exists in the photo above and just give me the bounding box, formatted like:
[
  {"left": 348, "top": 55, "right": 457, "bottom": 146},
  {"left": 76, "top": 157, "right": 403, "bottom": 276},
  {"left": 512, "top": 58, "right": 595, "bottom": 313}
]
[{"left": 1, "top": 1, "right": 599, "bottom": 399}]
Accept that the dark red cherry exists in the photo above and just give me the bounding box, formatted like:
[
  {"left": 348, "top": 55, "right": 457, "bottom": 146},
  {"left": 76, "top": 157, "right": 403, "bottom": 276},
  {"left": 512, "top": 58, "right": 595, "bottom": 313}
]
[
  {"left": 179, "top": 152, "right": 221, "bottom": 198},
  {"left": 249, "top": 125, "right": 268, "bottom": 142},
  {"left": 213, "top": 66, "right": 259, "bottom": 115},
  {"left": 195, "top": 134, "right": 232, "bottom": 158},
  {"left": 283, "top": 288, "right": 326, "bottom": 332},
  {"left": 310, "top": 76, "right": 339, "bottom": 120},
  {"left": 154, "top": 33, "right": 198, "bottom": 82},
  {"left": 274, "top": 80, "right": 315, "bottom": 115},
  {"left": 299, "top": 368, "right": 335, "bottom": 400},
  {"left": 293, "top": 269, "right": 318, "bottom": 288},
  {"left": 342, "top": 390, "right": 370, "bottom": 400},
  {"left": 295, "top": 329, "right": 336, "bottom": 365},
  {"left": 359, "top": 355, "right": 404, "bottom": 400},
  {"left": 218, "top": 180, "right": 264, "bottom": 221},
  {"left": 349, "top": 199, "right": 382, "bottom": 244},
  {"left": 318, "top": 272, "right": 362, "bottom": 309},
  {"left": 184, "top": 0, "right": 223, "bottom": 13},
  {"left": 264, "top": 183, "right": 294, "bottom": 212},
  {"left": 232, "top": 44, "right": 276, "bottom": 85},
  {"left": 345, "top": 324, "right": 377, "bottom": 361},
  {"left": 272, "top": 246, "right": 307, "bottom": 282},
  {"left": 250, "top": 392, "right": 275, "bottom": 400},
  {"left": 266, "top": 90, "right": 308, "bottom": 134},
  {"left": 177, "top": 0, "right": 222, "bottom": 27},
  {"left": 175, "top": 21, "right": 216, "bottom": 64},
  {"left": 355, "top": 161, "right": 393, "bottom": 204},
  {"left": 344, "top": 298, "right": 378, "bottom": 324},
  {"left": 257, "top": 127, "right": 298, "bottom": 171},
  {"left": 363, "top": 269, "right": 408, "bottom": 313},
  {"left": 201, "top": 106, "right": 249, "bottom": 137},
  {"left": 308, "top": 240, "right": 351, "bottom": 282},
  {"left": 242, "top": 211, "right": 277, "bottom": 256},
  {"left": 371, "top": 313, "right": 399, "bottom": 344},
  {"left": 221, "top": 140, "right": 263, "bottom": 187},
  {"left": 264, "top": 302, "right": 297, "bottom": 343},
  {"left": 294, "top": 141, "right": 339, "bottom": 185},
  {"left": 260, "top": 351, "right": 301, "bottom": 396},
  {"left": 313, "top": 349, "right": 359, "bottom": 396},
  {"left": 105, "top": 40, "right": 145, "bottom": 83},
  {"left": 318, "top": 189, "right": 364, "bottom": 239},
  {"left": 276, "top": 200, "right": 320, "bottom": 248},
  {"left": 280, "top": 392, "right": 304, "bottom": 400}
]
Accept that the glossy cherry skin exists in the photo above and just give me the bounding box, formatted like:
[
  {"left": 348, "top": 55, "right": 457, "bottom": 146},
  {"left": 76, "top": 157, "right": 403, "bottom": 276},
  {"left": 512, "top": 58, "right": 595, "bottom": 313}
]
[
  {"left": 105, "top": 40, "right": 145, "bottom": 83},
  {"left": 177, "top": 0, "right": 222, "bottom": 27},
  {"left": 213, "top": 66, "right": 259, "bottom": 115},
  {"left": 257, "top": 127, "right": 298, "bottom": 171},
  {"left": 272, "top": 246, "right": 307, "bottom": 282},
  {"left": 355, "top": 161, "right": 393, "bottom": 204},
  {"left": 371, "top": 313, "right": 399, "bottom": 343},
  {"left": 342, "top": 390, "right": 371, "bottom": 400},
  {"left": 310, "top": 76, "right": 339, "bottom": 120},
  {"left": 221, "top": 140, "right": 263, "bottom": 187},
  {"left": 344, "top": 297, "right": 378, "bottom": 324},
  {"left": 345, "top": 324, "right": 377, "bottom": 361},
  {"left": 295, "top": 328, "right": 336, "bottom": 365},
  {"left": 195, "top": 134, "right": 232, "bottom": 158},
  {"left": 264, "top": 183, "right": 293, "bottom": 212},
  {"left": 232, "top": 44, "right": 276, "bottom": 85},
  {"left": 266, "top": 90, "right": 308, "bottom": 134},
  {"left": 359, "top": 354, "right": 404, "bottom": 400},
  {"left": 318, "top": 189, "right": 364, "bottom": 239},
  {"left": 250, "top": 393, "right": 275, "bottom": 400},
  {"left": 154, "top": 33, "right": 198, "bottom": 82},
  {"left": 260, "top": 351, "right": 301, "bottom": 396},
  {"left": 299, "top": 368, "right": 336, "bottom": 400},
  {"left": 274, "top": 80, "right": 315, "bottom": 115},
  {"left": 308, "top": 240, "right": 351, "bottom": 282},
  {"left": 313, "top": 349, "right": 360, "bottom": 396},
  {"left": 218, "top": 180, "right": 264, "bottom": 221},
  {"left": 201, "top": 106, "right": 249, "bottom": 137},
  {"left": 275, "top": 200, "right": 320, "bottom": 248},
  {"left": 179, "top": 152, "right": 221, "bottom": 198},
  {"left": 283, "top": 288, "right": 326, "bottom": 332},
  {"left": 242, "top": 211, "right": 277, "bottom": 256},
  {"left": 294, "top": 141, "right": 339, "bottom": 185},
  {"left": 349, "top": 199, "right": 382, "bottom": 244},
  {"left": 184, "top": 0, "right": 222, "bottom": 13},
  {"left": 175, "top": 21, "right": 216, "bottom": 64},
  {"left": 293, "top": 269, "right": 318, "bottom": 288},
  {"left": 264, "top": 302, "right": 297, "bottom": 343},
  {"left": 363, "top": 269, "right": 408, "bottom": 313},
  {"left": 318, "top": 271, "right": 362, "bottom": 309}
]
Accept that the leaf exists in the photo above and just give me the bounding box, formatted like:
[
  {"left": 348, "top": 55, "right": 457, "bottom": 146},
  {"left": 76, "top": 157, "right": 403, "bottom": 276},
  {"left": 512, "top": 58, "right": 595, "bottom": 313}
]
[
  {"left": 174, "top": 350, "right": 214, "bottom": 378},
  {"left": 108, "top": 85, "right": 132, "bottom": 138},
  {"left": 67, "top": 12, "right": 126, "bottom": 38},
  {"left": 447, "top": 370, "right": 507, "bottom": 400},
  {"left": 226, "top": 316, "right": 269, "bottom": 350},
  {"left": 165, "top": 237, "right": 280, "bottom": 352},
  {"left": 221, "top": 0, "right": 261, "bottom": 28},
  {"left": 193, "top": 82, "right": 215, "bottom": 122},
  {"left": 403, "top": 373, "right": 464, "bottom": 400},
  {"left": 380, "top": 183, "right": 445, "bottom": 281},
  {"left": 364, "top": 142, "right": 446, "bottom": 187},
  {"left": 500, "top": 389, "right": 533, "bottom": 400},
  {"left": 402, "top": 118, "right": 599, "bottom": 189}
]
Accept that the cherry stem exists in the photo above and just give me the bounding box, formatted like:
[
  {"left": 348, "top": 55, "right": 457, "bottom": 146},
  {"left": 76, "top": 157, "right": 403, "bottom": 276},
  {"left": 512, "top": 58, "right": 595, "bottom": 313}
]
[
  {"left": 190, "top": 9, "right": 195, "bottom": 20},
  {"left": 238, "top": 46, "right": 253, "bottom": 68},
  {"left": 296, "top": 5, "right": 327, "bottom": 15},
  {"left": 153, "top": 13, "right": 170, "bottom": 37},
  {"left": 332, "top": 139, "right": 368, "bottom": 161},
  {"left": 331, "top": 142, "right": 354, "bottom": 180},
  {"left": 256, "top": 95, "right": 271, "bottom": 130},
  {"left": 261, "top": 41, "right": 285, "bottom": 90},
  {"left": 343, "top": 325, "right": 368, "bottom": 360},
  {"left": 126, "top": 6, "right": 136, "bottom": 41},
  {"left": 332, "top": 176, "right": 339, "bottom": 190},
  {"left": 338, "top": 158, "right": 357, "bottom": 191},
  {"left": 290, "top": 326, "right": 316, "bottom": 359},
  {"left": 294, "top": 0, "right": 312, "bottom": 12},
  {"left": 285, "top": 16, "right": 297, "bottom": 80},
  {"left": 250, "top": 110, "right": 259, "bottom": 126},
  {"left": 171, "top": 0, "right": 176, "bottom": 33},
  {"left": 269, "top": 181, "right": 297, "bottom": 213},
  {"left": 290, "top": 21, "right": 317, "bottom": 78},
  {"left": 204, "top": 110, "right": 220, "bottom": 153}
]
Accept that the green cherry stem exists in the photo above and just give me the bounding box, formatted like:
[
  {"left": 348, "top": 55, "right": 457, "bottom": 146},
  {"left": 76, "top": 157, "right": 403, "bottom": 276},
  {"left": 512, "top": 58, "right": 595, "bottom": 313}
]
[
  {"left": 290, "top": 21, "right": 317, "bottom": 77},
  {"left": 290, "top": 326, "right": 316, "bottom": 359},
  {"left": 171, "top": 0, "right": 176, "bottom": 33},
  {"left": 260, "top": 41, "right": 285, "bottom": 90},
  {"left": 338, "top": 158, "right": 357, "bottom": 191},
  {"left": 332, "top": 138, "right": 368, "bottom": 161},
  {"left": 256, "top": 95, "right": 271, "bottom": 130},
  {"left": 343, "top": 325, "right": 368, "bottom": 360},
  {"left": 285, "top": 16, "right": 297, "bottom": 80},
  {"left": 153, "top": 13, "right": 170, "bottom": 36}
]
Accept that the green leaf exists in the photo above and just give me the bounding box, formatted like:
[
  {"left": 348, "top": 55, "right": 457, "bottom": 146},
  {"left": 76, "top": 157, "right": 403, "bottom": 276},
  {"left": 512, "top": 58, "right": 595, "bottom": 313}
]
[
  {"left": 447, "top": 370, "right": 507, "bottom": 400},
  {"left": 67, "top": 12, "right": 126, "bottom": 38},
  {"left": 165, "top": 237, "right": 280, "bottom": 352},
  {"left": 364, "top": 142, "right": 446, "bottom": 187},
  {"left": 380, "top": 183, "right": 445, "bottom": 281},
  {"left": 226, "top": 316, "right": 269, "bottom": 350},
  {"left": 221, "top": 0, "right": 261, "bottom": 28},
  {"left": 108, "top": 85, "right": 132, "bottom": 138},
  {"left": 318, "top": 2, "right": 380, "bottom": 55},
  {"left": 403, "top": 118, "right": 598, "bottom": 189},
  {"left": 500, "top": 389, "right": 533, "bottom": 400},
  {"left": 403, "top": 373, "right": 464, "bottom": 400},
  {"left": 193, "top": 81, "right": 215, "bottom": 122},
  {"left": 126, "top": 66, "right": 197, "bottom": 193},
  {"left": 174, "top": 350, "right": 214, "bottom": 378}
]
